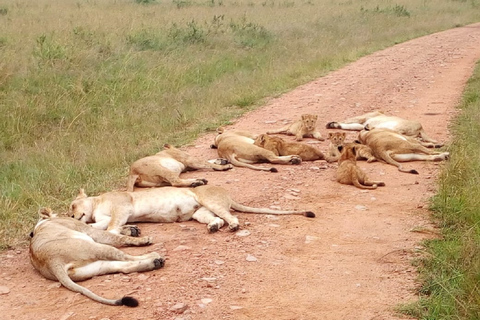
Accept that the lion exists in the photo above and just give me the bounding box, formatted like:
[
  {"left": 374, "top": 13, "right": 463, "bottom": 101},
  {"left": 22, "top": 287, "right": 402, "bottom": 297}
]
[
  {"left": 254, "top": 134, "right": 337, "bottom": 162},
  {"left": 30, "top": 208, "right": 164, "bottom": 307},
  {"left": 326, "top": 110, "right": 442, "bottom": 147},
  {"left": 336, "top": 143, "right": 385, "bottom": 189},
  {"left": 210, "top": 127, "right": 302, "bottom": 172},
  {"left": 267, "top": 114, "right": 325, "bottom": 141},
  {"left": 327, "top": 132, "right": 376, "bottom": 162},
  {"left": 69, "top": 185, "right": 315, "bottom": 235},
  {"left": 357, "top": 128, "right": 449, "bottom": 174},
  {"left": 126, "top": 143, "right": 233, "bottom": 191}
]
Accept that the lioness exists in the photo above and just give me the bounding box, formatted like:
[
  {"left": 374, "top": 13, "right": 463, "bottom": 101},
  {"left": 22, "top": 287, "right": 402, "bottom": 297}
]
[
  {"left": 69, "top": 185, "right": 315, "bottom": 234},
  {"left": 267, "top": 114, "right": 325, "bottom": 141},
  {"left": 326, "top": 111, "right": 442, "bottom": 147},
  {"left": 30, "top": 208, "right": 164, "bottom": 307},
  {"left": 327, "top": 132, "right": 376, "bottom": 162},
  {"left": 127, "top": 144, "right": 233, "bottom": 191},
  {"left": 336, "top": 143, "right": 385, "bottom": 189},
  {"left": 210, "top": 127, "right": 302, "bottom": 172},
  {"left": 254, "top": 134, "right": 337, "bottom": 162},
  {"left": 358, "top": 128, "right": 449, "bottom": 174}
]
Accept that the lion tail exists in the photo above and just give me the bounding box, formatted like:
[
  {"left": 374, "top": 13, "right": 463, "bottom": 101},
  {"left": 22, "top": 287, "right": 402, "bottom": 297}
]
[
  {"left": 230, "top": 201, "right": 315, "bottom": 218},
  {"left": 49, "top": 262, "right": 139, "bottom": 307},
  {"left": 226, "top": 154, "right": 278, "bottom": 172}
]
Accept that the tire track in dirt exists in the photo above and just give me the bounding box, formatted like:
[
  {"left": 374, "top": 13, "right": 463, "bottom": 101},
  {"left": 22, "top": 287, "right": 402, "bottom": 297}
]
[{"left": 1, "top": 23, "right": 480, "bottom": 320}]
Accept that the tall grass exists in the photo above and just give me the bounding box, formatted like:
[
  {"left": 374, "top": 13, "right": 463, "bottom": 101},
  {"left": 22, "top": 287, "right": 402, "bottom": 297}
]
[
  {"left": 400, "top": 62, "right": 480, "bottom": 319},
  {"left": 1, "top": 0, "right": 480, "bottom": 249}
]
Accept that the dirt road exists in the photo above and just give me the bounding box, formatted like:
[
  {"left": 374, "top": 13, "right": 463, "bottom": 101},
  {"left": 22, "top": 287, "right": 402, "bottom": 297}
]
[{"left": 2, "top": 23, "right": 480, "bottom": 320}]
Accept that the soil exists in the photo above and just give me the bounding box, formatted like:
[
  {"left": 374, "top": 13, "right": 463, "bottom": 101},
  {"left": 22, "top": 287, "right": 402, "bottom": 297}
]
[{"left": 2, "top": 23, "right": 480, "bottom": 320}]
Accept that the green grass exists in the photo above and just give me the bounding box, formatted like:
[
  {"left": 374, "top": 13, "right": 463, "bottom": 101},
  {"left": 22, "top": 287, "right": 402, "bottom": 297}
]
[
  {"left": 1, "top": 0, "right": 480, "bottom": 249},
  {"left": 400, "top": 62, "right": 480, "bottom": 319}
]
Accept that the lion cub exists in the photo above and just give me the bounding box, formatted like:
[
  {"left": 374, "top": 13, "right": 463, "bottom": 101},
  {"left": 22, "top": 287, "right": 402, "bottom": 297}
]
[
  {"left": 267, "top": 114, "right": 325, "bottom": 141},
  {"left": 336, "top": 143, "right": 385, "bottom": 189},
  {"left": 327, "top": 132, "right": 376, "bottom": 162},
  {"left": 254, "top": 134, "right": 337, "bottom": 162}
]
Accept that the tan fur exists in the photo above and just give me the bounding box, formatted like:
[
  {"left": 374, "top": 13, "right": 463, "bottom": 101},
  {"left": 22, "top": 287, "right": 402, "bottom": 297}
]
[
  {"left": 327, "top": 132, "right": 346, "bottom": 159},
  {"left": 210, "top": 127, "right": 302, "bottom": 172},
  {"left": 327, "top": 132, "right": 376, "bottom": 162},
  {"left": 70, "top": 185, "right": 315, "bottom": 234},
  {"left": 254, "top": 134, "right": 337, "bottom": 162},
  {"left": 336, "top": 143, "right": 385, "bottom": 189},
  {"left": 326, "top": 110, "right": 442, "bottom": 147},
  {"left": 358, "top": 128, "right": 449, "bottom": 174},
  {"left": 127, "top": 143, "right": 233, "bottom": 191},
  {"left": 267, "top": 114, "right": 325, "bottom": 141},
  {"left": 30, "top": 208, "right": 164, "bottom": 307}
]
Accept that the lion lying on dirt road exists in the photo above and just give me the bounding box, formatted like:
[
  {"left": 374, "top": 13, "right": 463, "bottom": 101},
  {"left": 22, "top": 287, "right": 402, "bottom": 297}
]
[
  {"left": 327, "top": 132, "right": 376, "bottom": 162},
  {"left": 254, "top": 134, "right": 337, "bottom": 162},
  {"left": 336, "top": 143, "right": 385, "bottom": 189},
  {"left": 70, "top": 185, "right": 315, "bottom": 234},
  {"left": 210, "top": 127, "right": 302, "bottom": 172},
  {"left": 30, "top": 208, "right": 164, "bottom": 307},
  {"left": 127, "top": 144, "right": 233, "bottom": 191},
  {"left": 357, "top": 128, "right": 449, "bottom": 174},
  {"left": 326, "top": 111, "right": 442, "bottom": 147},
  {"left": 267, "top": 114, "right": 325, "bottom": 141}
]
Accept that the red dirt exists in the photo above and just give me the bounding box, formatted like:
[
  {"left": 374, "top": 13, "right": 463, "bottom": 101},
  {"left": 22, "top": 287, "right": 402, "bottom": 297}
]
[{"left": 2, "top": 23, "right": 480, "bottom": 320}]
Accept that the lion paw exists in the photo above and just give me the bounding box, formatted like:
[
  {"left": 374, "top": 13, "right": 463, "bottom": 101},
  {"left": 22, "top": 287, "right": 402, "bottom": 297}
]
[
  {"left": 290, "top": 156, "right": 302, "bottom": 165},
  {"left": 228, "top": 223, "right": 240, "bottom": 232},
  {"left": 153, "top": 258, "right": 165, "bottom": 269},
  {"left": 191, "top": 179, "right": 208, "bottom": 187},
  {"left": 208, "top": 224, "right": 220, "bottom": 233}
]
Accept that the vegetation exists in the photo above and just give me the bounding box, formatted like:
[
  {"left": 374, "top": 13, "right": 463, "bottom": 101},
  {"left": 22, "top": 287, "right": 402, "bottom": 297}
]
[
  {"left": 1, "top": 0, "right": 479, "bottom": 251},
  {"left": 400, "top": 62, "right": 480, "bottom": 319}
]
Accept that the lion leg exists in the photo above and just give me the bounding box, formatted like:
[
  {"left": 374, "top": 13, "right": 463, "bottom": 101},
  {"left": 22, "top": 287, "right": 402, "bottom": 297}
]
[
  {"left": 69, "top": 249, "right": 163, "bottom": 281},
  {"left": 419, "top": 129, "right": 441, "bottom": 146},
  {"left": 192, "top": 207, "right": 225, "bottom": 233},
  {"left": 194, "top": 190, "right": 240, "bottom": 231},
  {"left": 311, "top": 131, "right": 325, "bottom": 141},
  {"left": 391, "top": 152, "right": 450, "bottom": 162},
  {"left": 259, "top": 149, "right": 302, "bottom": 165},
  {"left": 381, "top": 151, "right": 419, "bottom": 174},
  {"left": 126, "top": 174, "right": 139, "bottom": 192},
  {"left": 86, "top": 225, "right": 153, "bottom": 247},
  {"left": 225, "top": 154, "right": 278, "bottom": 172},
  {"left": 184, "top": 158, "right": 233, "bottom": 171},
  {"left": 325, "top": 122, "right": 365, "bottom": 130},
  {"left": 161, "top": 170, "right": 207, "bottom": 188},
  {"left": 267, "top": 125, "right": 289, "bottom": 135}
]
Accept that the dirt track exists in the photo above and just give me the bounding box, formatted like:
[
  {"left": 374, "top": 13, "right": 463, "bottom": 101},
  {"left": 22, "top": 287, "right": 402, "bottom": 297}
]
[{"left": 2, "top": 23, "right": 480, "bottom": 320}]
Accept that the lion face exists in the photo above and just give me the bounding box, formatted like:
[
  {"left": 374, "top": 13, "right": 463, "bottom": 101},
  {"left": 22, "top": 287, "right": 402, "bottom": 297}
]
[
  {"left": 69, "top": 189, "right": 93, "bottom": 223},
  {"left": 328, "top": 132, "right": 346, "bottom": 147},
  {"left": 301, "top": 114, "right": 318, "bottom": 132}
]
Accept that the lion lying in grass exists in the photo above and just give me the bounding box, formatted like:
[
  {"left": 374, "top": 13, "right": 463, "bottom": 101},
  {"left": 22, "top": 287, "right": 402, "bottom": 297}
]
[
  {"left": 326, "top": 111, "right": 442, "bottom": 147},
  {"left": 69, "top": 185, "right": 315, "bottom": 234},
  {"left": 127, "top": 144, "right": 233, "bottom": 191},
  {"left": 30, "top": 208, "right": 164, "bottom": 307},
  {"left": 357, "top": 128, "right": 449, "bottom": 174},
  {"left": 210, "top": 127, "right": 302, "bottom": 171}
]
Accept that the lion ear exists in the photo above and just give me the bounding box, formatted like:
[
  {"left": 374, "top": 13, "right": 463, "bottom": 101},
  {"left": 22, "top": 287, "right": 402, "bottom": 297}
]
[
  {"left": 313, "top": 115, "right": 318, "bottom": 120},
  {"left": 76, "top": 188, "right": 87, "bottom": 200},
  {"left": 38, "top": 207, "right": 53, "bottom": 219},
  {"left": 328, "top": 132, "right": 334, "bottom": 138},
  {"left": 341, "top": 132, "right": 346, "bottom": 138},
  {"left": 163, "top": 144, "right": 172, "bottom": 149},
  {"left": 301, "top": 114, "right": 307, "bottom": 120}
]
